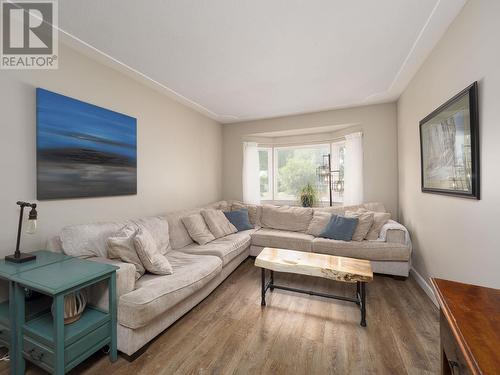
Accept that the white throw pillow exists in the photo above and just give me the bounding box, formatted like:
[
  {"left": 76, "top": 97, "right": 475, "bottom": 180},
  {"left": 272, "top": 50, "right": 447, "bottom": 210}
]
[
  {"left": 344, "top": 210, "right": 374, "bottom": 241},
  {"left": 201, "top": 209, "right": 237, "bottom": 239},
  {"left": 181, "top": 213, "right": 216, "bottom": 245},
  {"left": 131, "top": 216, "right": 171, "bottom": 255},
  {"left": 107, "top": 225, "right": 145, "bottom": 280},
  {"left": 134, "top": 227, "right": 173, "bottom": 275}
]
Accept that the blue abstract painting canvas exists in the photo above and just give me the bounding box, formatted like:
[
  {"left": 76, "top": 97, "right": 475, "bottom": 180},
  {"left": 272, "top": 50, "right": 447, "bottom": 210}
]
[{"left": 36, "top": 88, "right": 137, "bottom": 199}]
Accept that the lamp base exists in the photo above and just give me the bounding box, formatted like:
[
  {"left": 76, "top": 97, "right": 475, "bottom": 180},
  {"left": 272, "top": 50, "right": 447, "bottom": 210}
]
[{"left": 5, "top": 252, "right": 37, "bottom": 263}]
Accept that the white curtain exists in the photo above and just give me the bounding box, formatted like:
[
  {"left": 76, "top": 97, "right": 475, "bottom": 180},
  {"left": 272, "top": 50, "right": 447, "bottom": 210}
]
[
  {"left": 242, "top": 142, "right": 261, "bottom": 205},
  {"left": 344, "top": 132, "right": 364, "bottom": 205}
]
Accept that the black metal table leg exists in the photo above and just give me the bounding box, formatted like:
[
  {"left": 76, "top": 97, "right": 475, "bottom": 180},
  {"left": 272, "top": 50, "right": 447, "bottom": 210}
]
[
  {"left": 261, "top": 268, "right": 266, "bottom": 306},
  {"left": 270, "top": 270, "right": 274, "bottom": 291},
  {"left": 360, "top": 282, "right": 366, "bottom": 327}
]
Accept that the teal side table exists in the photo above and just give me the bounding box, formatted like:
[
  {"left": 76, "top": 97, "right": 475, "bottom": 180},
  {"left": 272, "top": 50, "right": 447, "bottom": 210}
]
[
  {"left": 11, "top": 257, "right": 118, "bottom": 374},
  {"left": 0, "top": 250, "right": 69, "bottom": 375}
]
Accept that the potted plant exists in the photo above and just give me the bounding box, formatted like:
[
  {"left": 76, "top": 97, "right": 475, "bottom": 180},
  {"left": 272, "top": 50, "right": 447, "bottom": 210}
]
[{"left": 298, "top": 183, "right": 318, "bottom": 207}]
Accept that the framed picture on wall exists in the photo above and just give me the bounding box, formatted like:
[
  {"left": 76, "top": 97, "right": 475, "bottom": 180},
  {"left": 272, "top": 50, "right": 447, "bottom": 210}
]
[{"left": 419, "top": 82, "right": 480, "bottom": 199}]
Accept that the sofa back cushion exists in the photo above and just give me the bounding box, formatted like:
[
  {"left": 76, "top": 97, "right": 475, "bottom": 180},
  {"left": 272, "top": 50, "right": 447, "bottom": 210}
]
[
  {"left": 61, "top": 215, "right": 171, "bottom": 259},
  {"left": 61, "top": 221, "right": 126, "bottom": 258},
  {"left": 261, "top": 205, "right": 313, "bottom": 232},
  {"left": 315, "top": 202, "right": 386, "bottom": 215}
]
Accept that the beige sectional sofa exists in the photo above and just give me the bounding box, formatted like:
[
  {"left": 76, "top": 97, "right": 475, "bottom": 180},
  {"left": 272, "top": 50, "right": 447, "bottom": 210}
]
[{"left": 47, "top": 200, "right": 410, "bottom": 357}]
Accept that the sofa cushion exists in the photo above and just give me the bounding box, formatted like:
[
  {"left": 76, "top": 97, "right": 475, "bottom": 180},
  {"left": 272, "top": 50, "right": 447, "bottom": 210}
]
[
  {"left": 319, "top": 215, "right": 359, "bottom": 241},
  {"left": 224, "top": 209, "right": 253, "bottom": 232},
  {"left": 312, "top": 238, "right": 410, "bottom": 261},
  {"left": 181, "top": 213, "right": 215, "bottom": 245},
  {"left": 306, "top": 211, "right": 331, "bottom": 236},
  {"left": 260, "top": 205, "right": 313, "bottom": 232},
  {"left": 345, "top": 210, "right": 374, "bottom": 241},
  {"left": 61, "top": 221, "right": 127, "bottom": 258},
  {"left": 119, "top": 252, "right": 222, "bottom": 329},
  {"left": 201, "top": 209, "right": 237, "bottom": 238},
  {"left": 166, "top": 208, "right": 199, "bottom": 249},
  {"left": 180, "top": 230, "right": 252, "bottom": 265},
  {"left": 358, "top": 209, "right": 391, "bottom": 240},
  {"left": 107, "top": 224, "right": 145, "bottom": 280},
  {"left": 251, "top": 228, "right": 314, "bottom": 252},
  {"left": 130, "top": 216, "right": 171, "bottom": 255}
]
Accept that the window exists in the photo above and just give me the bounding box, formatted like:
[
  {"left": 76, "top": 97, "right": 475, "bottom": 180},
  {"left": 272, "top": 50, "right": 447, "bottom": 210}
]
[
  {"left": 259, "top": 141, "right": 345, "bottom": 204},
  {"left": 258, "top": 148, "right": 272, "bottom": 200},
  {"left": 274, "top": 144, "right": 330, "bottom": 201}
]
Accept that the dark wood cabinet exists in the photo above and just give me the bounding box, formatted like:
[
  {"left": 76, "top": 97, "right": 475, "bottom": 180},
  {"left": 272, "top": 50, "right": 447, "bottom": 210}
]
[{"left": 431, "top": 278, "right": 500, "bottom": 375}]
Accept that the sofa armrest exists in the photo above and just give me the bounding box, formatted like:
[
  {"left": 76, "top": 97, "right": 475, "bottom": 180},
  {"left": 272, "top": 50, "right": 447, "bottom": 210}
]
[
  {"left": 385, "top": 229, "right": 406, "bottom": 245},
  {"left": 85, "top": 257, "right": 136, "bottom": 312}
]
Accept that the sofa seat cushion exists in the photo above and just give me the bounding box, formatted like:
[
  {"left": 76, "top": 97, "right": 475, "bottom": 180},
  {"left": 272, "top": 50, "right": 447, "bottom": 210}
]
[
  {"left": 251, "top": 229, "right": 314, "bottom": 252},
  {"left": 180, "top": 230, "right": 252, "bottom": 265},
  {"left": 119, "top": 252, "right": 222, "bottom": 329},
  {"left": 312, "top": 238, "right": 410, "bottom": 261}
]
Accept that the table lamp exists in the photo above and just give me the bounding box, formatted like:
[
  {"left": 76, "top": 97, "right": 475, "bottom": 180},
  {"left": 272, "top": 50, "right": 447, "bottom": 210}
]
[{"left": 5, "top": 201, "right": 38, "bottom": 263}]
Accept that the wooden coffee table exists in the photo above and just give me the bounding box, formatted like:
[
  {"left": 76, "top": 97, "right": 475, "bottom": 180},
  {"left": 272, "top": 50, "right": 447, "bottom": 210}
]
[{"left": 255, "top": 247, "right": 373, "bottom": 326}]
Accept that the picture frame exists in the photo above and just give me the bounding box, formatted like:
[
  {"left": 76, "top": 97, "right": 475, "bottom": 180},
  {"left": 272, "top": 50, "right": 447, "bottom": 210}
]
[{"left": 419, "top": 82, "right": 480, "bottom": 199}]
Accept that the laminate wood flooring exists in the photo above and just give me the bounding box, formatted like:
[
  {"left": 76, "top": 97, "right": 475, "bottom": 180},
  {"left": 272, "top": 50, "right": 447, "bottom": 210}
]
[{"left": 0, "top": 258, "right": 440, "bottom": 375}]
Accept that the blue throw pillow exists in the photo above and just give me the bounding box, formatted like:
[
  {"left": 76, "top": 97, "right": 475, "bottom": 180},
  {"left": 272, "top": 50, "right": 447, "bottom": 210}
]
[
  {"left": 319, "top": 214, "right": 359, "bottom": 241},
  {"left": 224, "top": 208, "right": 253, "bottom": 232}
]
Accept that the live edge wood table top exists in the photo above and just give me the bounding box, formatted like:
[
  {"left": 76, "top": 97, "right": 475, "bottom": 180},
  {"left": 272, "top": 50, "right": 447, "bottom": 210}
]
[
  {"left": 255, "top": 248, "right": 373, "bottom": 327},
  {"left": 255, "top": 247, "right": 373, "bottom": 283},
  {"left": 431, "top": 278, "right": 500, "bottom": 375}
]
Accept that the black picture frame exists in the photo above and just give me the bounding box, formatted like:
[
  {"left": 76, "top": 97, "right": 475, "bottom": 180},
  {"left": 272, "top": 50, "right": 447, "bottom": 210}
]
[{"left": 419, "top": 82, "right": 480, "bottom": 199}]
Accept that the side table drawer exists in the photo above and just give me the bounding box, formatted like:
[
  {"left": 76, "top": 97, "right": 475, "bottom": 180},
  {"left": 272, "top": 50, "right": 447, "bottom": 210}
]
[
  {"left": 23, "top": 336, "right": 54, "bottom": 373},
  {"left": 66, "top": 322, "right": 110, "bottom": 370}
]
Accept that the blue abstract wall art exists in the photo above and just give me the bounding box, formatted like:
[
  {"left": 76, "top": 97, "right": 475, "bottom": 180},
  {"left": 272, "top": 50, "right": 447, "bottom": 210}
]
[{"left": 36, "top": 88, "right": 137, "bottom": 199}]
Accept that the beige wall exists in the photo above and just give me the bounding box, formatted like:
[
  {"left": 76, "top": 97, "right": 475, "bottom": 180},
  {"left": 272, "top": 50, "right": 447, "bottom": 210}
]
[
  {"left": 222, "top": 103, "right": 399, "bottom": 216},
  {"left": 397, "top": 0, "right": 499, "bottom": 288},
  {"left": 0, "top": 43, "right": 222, "bottom": 258}
]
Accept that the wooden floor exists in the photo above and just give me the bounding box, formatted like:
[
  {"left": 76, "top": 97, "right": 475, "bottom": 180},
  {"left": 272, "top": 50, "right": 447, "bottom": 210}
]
[{"left": 1, "top": 258, "right": 440, "bottom": 375}]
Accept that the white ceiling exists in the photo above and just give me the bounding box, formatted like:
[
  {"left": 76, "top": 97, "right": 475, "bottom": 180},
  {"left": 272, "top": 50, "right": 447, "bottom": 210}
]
[{"left": 58, "top": 0, "right": 466, "bottom": 123}]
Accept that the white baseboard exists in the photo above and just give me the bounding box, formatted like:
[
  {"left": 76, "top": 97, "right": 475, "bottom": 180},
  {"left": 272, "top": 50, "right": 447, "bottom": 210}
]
[{"left": 410, "top": 267, "right": 438, "bottom": 307}]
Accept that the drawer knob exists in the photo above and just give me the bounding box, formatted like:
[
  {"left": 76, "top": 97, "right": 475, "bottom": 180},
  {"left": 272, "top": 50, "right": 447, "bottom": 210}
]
[{"left": 29, "top": 348, "right": 44, "bottom": 361}]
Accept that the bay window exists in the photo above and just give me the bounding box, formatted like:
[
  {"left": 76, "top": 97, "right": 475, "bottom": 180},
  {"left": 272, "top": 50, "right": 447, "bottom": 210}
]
[{"left": 259, "top": 140, "right": 346, "bottom": 204}]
